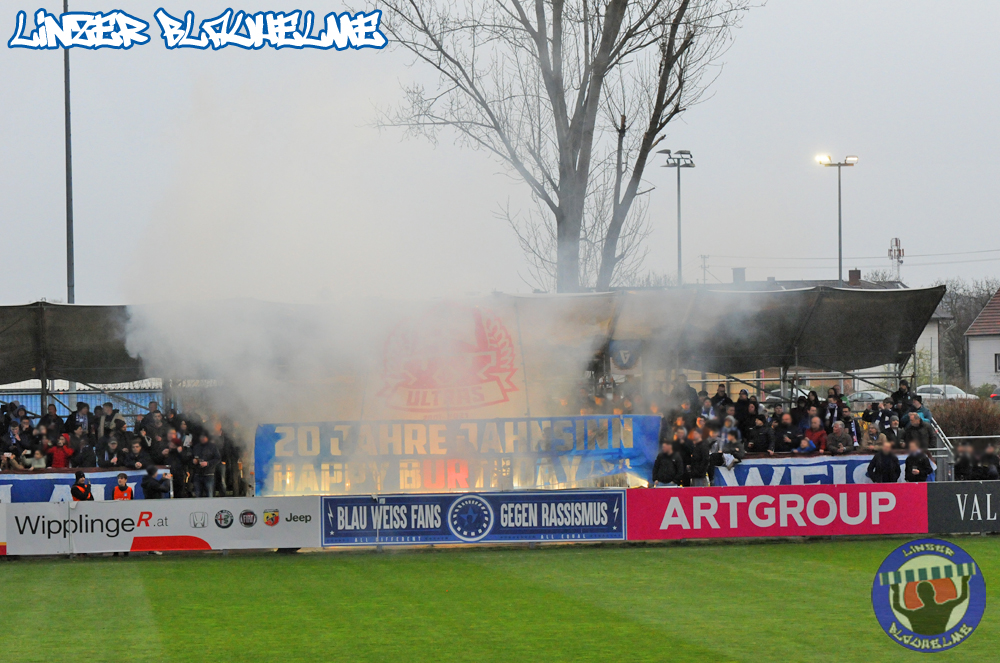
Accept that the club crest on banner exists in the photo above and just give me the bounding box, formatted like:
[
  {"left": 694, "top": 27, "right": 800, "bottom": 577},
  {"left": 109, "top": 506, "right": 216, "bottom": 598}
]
[{"left": 379, "top": 304, "right": 518, "bottom": 414}]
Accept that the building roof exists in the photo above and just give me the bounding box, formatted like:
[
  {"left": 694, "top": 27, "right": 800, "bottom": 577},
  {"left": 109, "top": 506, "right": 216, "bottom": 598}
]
[{"left": 965, "top": 288, "right": 1000, "bottom": 337}]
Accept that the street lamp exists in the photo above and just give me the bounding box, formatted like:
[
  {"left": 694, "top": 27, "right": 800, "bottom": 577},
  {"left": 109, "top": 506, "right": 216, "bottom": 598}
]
[
  {"left": 659, "top": 149, "right": 695, "bottom": 286},
  {"left": 815, "top": 154, "right": 858, "bottom": 287}
]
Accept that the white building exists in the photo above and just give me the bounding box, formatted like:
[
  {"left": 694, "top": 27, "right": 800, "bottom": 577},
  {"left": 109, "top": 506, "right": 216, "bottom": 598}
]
[{"left": 965, "top": 288, "right": 1000, "bottom": 389}]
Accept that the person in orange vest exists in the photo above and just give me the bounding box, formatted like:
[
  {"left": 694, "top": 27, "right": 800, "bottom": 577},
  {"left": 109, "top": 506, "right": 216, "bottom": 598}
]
[
  {"left": 113, "top": 473, "right": 134, "bottom": 500},
  {"left": 71, "top": 471, "right": 93, "bottom": 501}
]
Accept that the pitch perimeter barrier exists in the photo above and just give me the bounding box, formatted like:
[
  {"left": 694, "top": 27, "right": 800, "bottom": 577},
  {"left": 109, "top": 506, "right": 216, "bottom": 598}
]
[
  {"left": 321, "top": 490, "right": 625, "bottom": 546},
  {"left": 4, "top": 483, "right": 1000, "bottom": 556},
  {"left": 713, "top": 454, "right": 932, "bottom": 486},
  {"left": 3, "top": 497, "right": 320, "bottom": 555},
  {"left": 0, "top": 469, "right": 156, "bottom": 502}
]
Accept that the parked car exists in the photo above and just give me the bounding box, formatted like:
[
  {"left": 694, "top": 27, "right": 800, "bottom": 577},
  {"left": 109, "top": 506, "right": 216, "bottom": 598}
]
[
  {"left": 848, "top": 390, "right": 889, "bottom": 406},
  {"left": 914, "top": 384, "right": 979, "bottom": 401}
]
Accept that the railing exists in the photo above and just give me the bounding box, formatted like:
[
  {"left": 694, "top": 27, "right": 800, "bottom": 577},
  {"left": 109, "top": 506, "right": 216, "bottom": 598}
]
[{"left": 928, "top": 417, "right": 955, "bottom": 481}]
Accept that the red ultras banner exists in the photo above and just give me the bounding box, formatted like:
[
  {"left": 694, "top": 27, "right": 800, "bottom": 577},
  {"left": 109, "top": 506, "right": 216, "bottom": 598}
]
[{"left": 626, "top": 483, "right": 928, "bottom": 541}]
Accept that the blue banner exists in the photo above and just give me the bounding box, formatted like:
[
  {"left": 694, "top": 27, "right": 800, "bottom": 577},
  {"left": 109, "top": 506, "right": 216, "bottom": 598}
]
[
  {"left": 255, "top": 416, "right": 660, "bottom": 496},
  {"left": 321, "top": 489, "right": 625, "bottom": 546},
  {"left": 0, "top": 470, "right": 152, "bottom": 502},
  {"left": 712, "top": 455, "right": 933, "bottom": 486}
]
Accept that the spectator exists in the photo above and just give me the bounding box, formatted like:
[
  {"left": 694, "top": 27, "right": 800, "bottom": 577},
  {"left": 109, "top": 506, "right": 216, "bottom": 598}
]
[
  {"left": 39, "top": 404, "right": 64, "bottom": 434},
  {"left": 840, "top": 406, "right": 860, "bottom": 445},
  {"left": 891, "top": 380, "right": 912, "bottom": 411},
  {"left": 822, "top": 396, "right": 841, "bottom": 432},
  {"left": 805, "top": 390, "right": 822, "bottom": 412},
  {"left": 72, "top": 436, "right": 97, "bottom": 468},
  {"left": 45, "top": 434, "right": 75, "bottom": 468},
  {"left": 860, "top": 402, "right": 877, "bottom": 425},
  {"left": 97, "top": 403, "right": 125, "bottom": 441},
  {"left": 902, "top": 412, "right": 930, "bottom": 450},
  {"left": 953, "top": 442, "right": 975, "bottom": 481},
  {"left": 123, "top": 440, "right": 153, "bottom": 470},
  {"left": 798, "top": 406, "right": 819, "bottom": 435},
  {"left": 884, "top": 416, "right": 904, "bottom": 449},
  {"left": 790, "top": 396, "right": 810, "bottom": 426},
  {"left": 699, "top": 398, "right": 716, "bottom": 421},
  {"left": 142, "top": 466, "right": 172, "bottom": 499},
  {"left": 979, "top": 443, "right": 1000, "bottom": 481},
  {"left": 67, "top": 422, "right": 88, "bottom": 451},
  {"left": 98, "top": 437, "right": 125, "bottom": 468},
  {"left": 670, "top": 374, "right": 700, "bottom": 412},
  {"left": 859, "top": 424, "right": 884, "bottom": 454},
  {"left": 774, "top": 413, "right": 800, "bottom": 453},
  {"left": 745, "top": 415, "right": 774, "bottom": 454},
  {"left": 190, "top": 432, "right": 221, "bottom": 497},
  {"left": 24, "top": 448, "right": 47, "bottom": 470},
  {"left": 687, "top": 429, "right": 712, "bottom": 487},
  {"left": 139, "top": 400, "right": 161, "bottom": 431},
  {"left": 651, "top": 440, "right": 684, "bottom": 487},
  {"left": 710, "top": 383, "right": 733, "bottom": 409},
  {"left": 71, "top": 471, "right": 94, "bottom": 501},
  {"left": 793, "top": 434, "right": 817, "bottom": 455},
  {"left": 866, "top": 439, "right": 901, "bottom": 483},
  {"left": 720, "top": 416, "right": 742, "bottom": 445},
  {"left": 769, "top": 403, "right": 784, "bottom": 426},
  {"left": 177, "top": 420, "right": 194, "bottom": 447},
  {"left": 65, "top": 403, "right": 92, "bottom": 437},
  {"left": 904, "top": 439, "right": 933, "bottom": 482},
  {"left": 740, "top": 402, "right": 761, "bottom": 438},
  {"left": 909, "top": 395, "right": 932, "bottom": 423},
  {"left": 717, "top": 429, "right": 745, "bottom": 469},
  {"left": 875, "top": 398, "right": 895, "bottom": 432},
  {"left": 804, "top": 416, "right": 828, "bottom": 453},
  {"left": 113, "top": 473, "right": 134, "bottom": 500},
  {"left": 826, "top": 421, "right": 853, "bottom": 455}
]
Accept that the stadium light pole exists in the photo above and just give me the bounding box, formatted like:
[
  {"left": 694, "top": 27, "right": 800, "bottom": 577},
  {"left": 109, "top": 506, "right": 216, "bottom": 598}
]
[
  {"left": 659, "top": 149, "right": 695, "bottom": 286},
  {"left": 815, "top": 154, "right": 858, "bottom": 287},
  {"left": 63, "top": 0, "right": 75, "bottom": 304}
]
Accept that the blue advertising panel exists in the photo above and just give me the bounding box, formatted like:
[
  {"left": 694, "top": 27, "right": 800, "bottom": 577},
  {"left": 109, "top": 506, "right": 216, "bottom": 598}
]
[
  {"left": 321, "top": 489, "right": 625, "bottom": 546},
  {"left": 712, "top": 454, "right": 932, "bottom": 486},
  {"left": 255, "top": 416, "right": 660, "bottom": 496},
  {"left": 0, "top": 470, "right": 152, "bottom": 502}
]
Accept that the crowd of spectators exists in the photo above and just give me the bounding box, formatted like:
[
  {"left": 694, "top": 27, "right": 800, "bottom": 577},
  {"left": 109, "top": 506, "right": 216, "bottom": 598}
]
[
  {"left": 643, "top": 376, "right": 941, "bottom": 486},
  {"left": 0, "top": 399, "right": 242, "bottom": 499}
]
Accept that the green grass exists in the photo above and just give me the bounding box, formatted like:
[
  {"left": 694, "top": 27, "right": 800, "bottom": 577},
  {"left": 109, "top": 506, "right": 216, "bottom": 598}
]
[{"left": 1, "top": 537, "right": 998, "bottom": 662}]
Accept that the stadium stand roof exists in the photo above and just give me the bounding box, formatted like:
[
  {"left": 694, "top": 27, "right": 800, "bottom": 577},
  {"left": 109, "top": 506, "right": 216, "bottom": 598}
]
[{"left": 0, "top": 285, "right": 945, "bottom": 384}]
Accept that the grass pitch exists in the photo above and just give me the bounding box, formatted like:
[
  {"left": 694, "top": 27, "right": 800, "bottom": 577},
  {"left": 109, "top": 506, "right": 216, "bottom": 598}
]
[{"left": 1, "top": 537, "right": 997, "bottom": 662}]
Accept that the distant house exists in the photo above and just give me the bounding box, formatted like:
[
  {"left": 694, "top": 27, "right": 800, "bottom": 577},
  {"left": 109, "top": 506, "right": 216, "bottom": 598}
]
[{"left": 965, "top": 288, "right": 1000, "bottom": 388}]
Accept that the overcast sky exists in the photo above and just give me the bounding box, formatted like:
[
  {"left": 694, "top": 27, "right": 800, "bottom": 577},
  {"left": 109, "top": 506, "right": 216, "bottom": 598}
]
[{"left": 2, "top": 0, "right": 999, "bottom": 305}]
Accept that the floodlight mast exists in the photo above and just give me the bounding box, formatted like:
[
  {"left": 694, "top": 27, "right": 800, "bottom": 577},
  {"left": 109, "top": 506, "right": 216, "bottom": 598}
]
[
  {"left": 659, "top": 150, "right": 695, "bottom": 286},
  {"left": 815, "top": 155, "right": 859, "bottom": 286}
]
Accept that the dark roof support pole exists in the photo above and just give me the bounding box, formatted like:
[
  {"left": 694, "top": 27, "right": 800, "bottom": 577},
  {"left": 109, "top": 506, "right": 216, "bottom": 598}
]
[{"left": 37, "top": 304, "right": 48, "bottom": 413}]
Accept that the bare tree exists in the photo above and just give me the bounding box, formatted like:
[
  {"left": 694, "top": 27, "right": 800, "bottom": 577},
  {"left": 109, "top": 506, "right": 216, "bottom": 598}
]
[
  {"left": 936, "top": 277, "right": 1000, "bottom": 385},
  {"left": 377, "top": 0, "right": 750, "bottom": 292},
  {"left": 864, "top": 269, "right": 897, "bottom": 284}
]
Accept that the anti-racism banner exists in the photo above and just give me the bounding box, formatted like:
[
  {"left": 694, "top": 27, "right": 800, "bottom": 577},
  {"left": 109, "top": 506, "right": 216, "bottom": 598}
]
[
  {"left": 0, "top": 469, "right": 154, "bottom": 502},
  {"left": 712, "top": 454, "right": 932, "bottom": 487},
  {"left": 255, "top": 416, "right": 659, "bottom": 496},
  {"left": 927, "top": 480, "right": 1000, "bottom": 534},
  {"left": 5, "top": 496, "right": 320, "bottom": 555},
  {"left": 321, "top": 489, "right": 625, "bottom": 546},
  {"left": 626, "top": 483, "right": 928, "bottom": 541}
]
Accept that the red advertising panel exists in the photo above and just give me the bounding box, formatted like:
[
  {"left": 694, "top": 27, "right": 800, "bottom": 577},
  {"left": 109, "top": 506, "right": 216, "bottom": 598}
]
[{"left": 626, "top": 484, "right": 928, "bottom": 541}]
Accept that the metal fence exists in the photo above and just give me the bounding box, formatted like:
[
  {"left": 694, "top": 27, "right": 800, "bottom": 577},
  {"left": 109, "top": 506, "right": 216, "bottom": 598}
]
[{"left": 0, "top": 389, "right": 164, "bottom": 428}]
